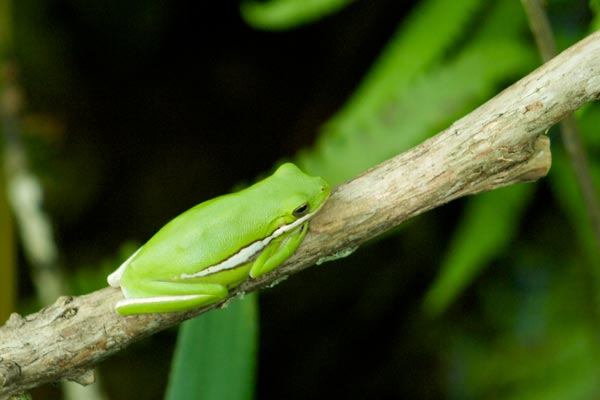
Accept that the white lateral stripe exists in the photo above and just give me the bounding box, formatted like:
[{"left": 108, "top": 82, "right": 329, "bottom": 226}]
[
  {"left": 116, "top": 294, "right": 207, "bottom": 307},
  {"left": 180, "top": 210, "right": 317, "bottom": 279}
]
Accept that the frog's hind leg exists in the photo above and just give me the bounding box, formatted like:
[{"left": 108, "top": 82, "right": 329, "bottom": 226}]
[{"left": 114, "top": 280, "right": 229, "bottom": 315}]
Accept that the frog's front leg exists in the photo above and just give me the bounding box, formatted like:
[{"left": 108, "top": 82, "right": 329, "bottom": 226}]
[
  {"left": 250, "top": 222, "right": 308, "bottom": 278},
  {"left": 115, "top": 280, "right": 228, "bottom": 315}
]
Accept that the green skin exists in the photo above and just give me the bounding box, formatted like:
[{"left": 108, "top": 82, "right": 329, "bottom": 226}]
[{"left": 108, "top": 163, "right": 330, "bottom": 315}]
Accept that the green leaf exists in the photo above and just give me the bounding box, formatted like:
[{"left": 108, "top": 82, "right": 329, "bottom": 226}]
[
  {"left": 241, "top": 0, "right": 354, "bottom": 31},
  {"left": 335, "top": 0, "right": 485, "bottom": 121},
  {"left": 297, "top": 0, "right": 535, "bottom": 184},
  {"left": 299, "top": 37, "right": 534, "bottom": 184},
  {"left": 165, "top": 294, "right": 259, "bottom": 400}
]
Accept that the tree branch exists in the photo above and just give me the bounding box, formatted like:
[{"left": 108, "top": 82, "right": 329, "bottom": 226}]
[
  {"left": 522, "top": 0, "right": 600, "bottom": 254},
  {"left": 2, "top": 29, "right": 600, "bottom": 399}
]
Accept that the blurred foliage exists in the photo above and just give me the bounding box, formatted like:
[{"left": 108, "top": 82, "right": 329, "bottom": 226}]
[
  {"left": 2, "top": 0, "right": 600, "bottom": 399},
  {"left": 423, "top": 184, "right": 535, "bottom": 316},
  {"left": 591, "top": 0, "right": 600, "bottom": 30},
  {"left": 0, "top": 0, "right": 12, "bottom": 55},
  {"left": 241, "top": 0, "right": 354, "bottom": 30},
  {"left": 0, "top": 170, "right": 15, "bottom": 323},
  {"left": 296, "top": 0, "right": 535, "bottom": 184},
  {"left": 445, "top": 247, "right": 600, "bottom": 399},
  {"left": 0, "top": 0, "right": 16, "bottom": 325}
]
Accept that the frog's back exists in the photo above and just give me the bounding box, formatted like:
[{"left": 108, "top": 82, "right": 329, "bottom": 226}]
[{"left": 122, "top": 186, "right": 277, "bottom": 281}]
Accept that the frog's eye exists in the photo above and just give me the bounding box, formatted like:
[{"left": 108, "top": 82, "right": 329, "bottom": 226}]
[{"left": 292, "top": 203, "right": 310, "bottom": 218}]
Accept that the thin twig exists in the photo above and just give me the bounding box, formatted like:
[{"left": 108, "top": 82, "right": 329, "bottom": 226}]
[{"left": 522, "top": 0, "right": 600, "bottom": 253}]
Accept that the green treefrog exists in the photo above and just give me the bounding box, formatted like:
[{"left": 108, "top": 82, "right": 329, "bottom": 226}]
[{"left": 107, "top": 163, "right": 330, "bottom": 315}]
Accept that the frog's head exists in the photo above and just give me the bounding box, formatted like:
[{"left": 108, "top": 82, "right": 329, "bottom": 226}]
[{"left": 271, "top": 163, "right": 330, "bottom": 223}]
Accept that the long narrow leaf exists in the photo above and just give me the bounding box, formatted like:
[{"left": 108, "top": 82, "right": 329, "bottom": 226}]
[
  {"left": 298, "top": 0, "right": 534, "bottom": 184},
  {"left": 332, "top": 0, "right": 484, "bottom": 129},
  {"left": 166, "top": 294, "right": 259, "bottom": 400},
  {"left": 241, "top": 0, "right": 354, "bottom": 31}
]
